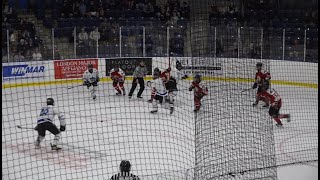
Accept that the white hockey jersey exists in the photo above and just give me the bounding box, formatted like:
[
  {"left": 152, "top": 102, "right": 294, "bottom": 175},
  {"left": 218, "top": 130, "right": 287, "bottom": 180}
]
[
  {"left": 36, "top": 105, "right": 66, "bottom": 126},
  {"left": 151, "top": 78, "right": 168, "bottom": 97},
  {"left": 170, "top": 67, "right": 185, "bottom": 81},
  {"left": 83, "top": 68, "right": 99, "bottom": 83}
]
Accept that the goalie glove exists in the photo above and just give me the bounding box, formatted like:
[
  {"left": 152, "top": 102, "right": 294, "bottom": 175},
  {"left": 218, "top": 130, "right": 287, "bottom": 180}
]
[{"left": 60, "top": 125, "right": 66, "bottom": 132}]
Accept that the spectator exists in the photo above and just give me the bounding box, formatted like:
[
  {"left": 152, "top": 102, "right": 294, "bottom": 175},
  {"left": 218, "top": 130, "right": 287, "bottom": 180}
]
[
  {"left": 32, "top": 48, "right": 43, "bottom": 61},
  {"left": 180, "top": 1, "right": 190, "bottom": 19},
  {"left": 79, "top": 1, "right": 87, "bottom": 17},
  {"left": 89, "top": 27, "right": 100, "bottom": 46},
  {"left": 87, "top": 0, "right": 98, "bottom": 17},
  {"left": 13, "top": 51, "right": 25, "bottom": 62},
  {"left": 2, "top": 54, "right": 13, "bottom": 62},
  {"left": 17, "top": 38, "right": 29, "bottom": 56},
  {"left": 97, "top": 3, "right": 105, "bottom": 17},
  {"left": 143, "top": 2, "right": 154, "bottom": 17},
  {"left": 135, "top": 0, "right": 144, "bottom": 11},
  {"left": 110, "top": 160, "right": 140, "bottom": 180},
  {"left": 9, "top": 30, "right": 19, "bottom": 52},
  {"left": 78, "top": 28, "right": 89, "bottom": 46}
]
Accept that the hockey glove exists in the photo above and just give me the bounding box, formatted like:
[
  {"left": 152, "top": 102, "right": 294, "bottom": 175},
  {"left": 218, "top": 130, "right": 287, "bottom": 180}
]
[
  {"left": 189, "top": 87, "right": 193, "bottom": 91},
  {"left": 252, "top": 83, "right": 258, "bottom": 89},
  {"left": 60, "top": 125, "right": 66, "bottom": 132},
  {"left": 83, "top": 81, "right": 90, "bottom": 86},
  {"left": 182, "top": 75, "right": 188, "bottom": 79},
  {"left": 34, "top": 125, "right": 38, "bottom": 131}
]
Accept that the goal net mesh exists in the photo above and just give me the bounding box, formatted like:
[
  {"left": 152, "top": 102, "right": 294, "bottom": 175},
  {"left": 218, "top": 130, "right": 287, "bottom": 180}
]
[{"left": 2, "top": 1, "right": 318, "bottom": 180}]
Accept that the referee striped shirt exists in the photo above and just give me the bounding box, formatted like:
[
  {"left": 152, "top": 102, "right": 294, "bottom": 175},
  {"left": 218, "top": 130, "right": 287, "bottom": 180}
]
[{"left": 110, "top": 172, "right": 140, "bottom": 180}]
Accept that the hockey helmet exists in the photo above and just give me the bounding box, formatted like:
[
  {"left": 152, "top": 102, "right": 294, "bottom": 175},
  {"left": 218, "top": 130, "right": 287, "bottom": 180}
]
[
  {"left": 47, "top": 98, "right": 54, "bottom": 106},
  {"left": 166, "top": 67, "right": 171, "bottom": 72},
  {"left": 153, "top": 68, "right": 161, "bottom": 79},
  {"left": 256, "top": 62, "right": 263, "bottom": 67},
  {"left": 120, "top": 160, "right": 131, "bottom": 172},
  {"left": 194, "top": 74, "right": 201, "bottom": 82},
  {"left": 88, "top": 63, "right": 94, "bottom": 68},
  {"left": 114, "top": 67, "right": 119, "bottom": 72}
]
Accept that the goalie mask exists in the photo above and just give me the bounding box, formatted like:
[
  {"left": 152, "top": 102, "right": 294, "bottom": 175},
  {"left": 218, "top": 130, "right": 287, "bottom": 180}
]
[
  {"left": 120, "top": 160, "right": 131, "bottom": 172},
  {"left": 47, "top": 98, "right": 55, "bottom": 106}
]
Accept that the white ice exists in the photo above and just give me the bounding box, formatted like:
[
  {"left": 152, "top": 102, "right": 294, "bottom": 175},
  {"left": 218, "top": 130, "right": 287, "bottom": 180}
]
[{"left": 2, "top": 80, "right": 318, "bottom": 180}]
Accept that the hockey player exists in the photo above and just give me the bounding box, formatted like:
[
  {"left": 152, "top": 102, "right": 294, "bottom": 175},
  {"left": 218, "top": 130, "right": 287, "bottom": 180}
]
[
  {"left": 252, "top": 62, "right": 271, "bottom": 107},
  {"left": 148, "top": 67, "right": 161, "bottom": 103},
  {"left": 83, "top": 63, "right": 100, "bottom": 100},
  {"left": 189, "top": 74, "right": 208, "bottom": 112},
  {"left": 34, "top": 98, "right": 66, "bottom": 150},
  {"left": 110, "top": 160, "right": 140, "bottom": 180},
  {"left": 260, "top": 89, "right": 290, "bottom": 127},
  {"left": 110, "top": 67, "right": 126, "bottom": 95},
  {"left": 150, "top": 73, "right": 174, "bottom": 114}
]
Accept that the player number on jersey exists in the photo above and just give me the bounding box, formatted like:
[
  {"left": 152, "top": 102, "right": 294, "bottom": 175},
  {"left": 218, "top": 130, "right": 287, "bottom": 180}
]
[{"left": 40, "top": 108, "right": 49, "bottom": 116}]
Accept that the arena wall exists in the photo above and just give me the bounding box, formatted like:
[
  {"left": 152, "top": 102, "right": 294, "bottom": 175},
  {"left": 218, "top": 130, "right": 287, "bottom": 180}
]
[{"left": 2, "top": 58, "right": 318, "bottom": 89}]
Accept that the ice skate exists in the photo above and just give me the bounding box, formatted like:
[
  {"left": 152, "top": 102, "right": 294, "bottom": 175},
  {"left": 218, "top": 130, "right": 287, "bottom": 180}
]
[
  {"left": 194, "top": 108, "right": 200, "bottom": 112},
  {"left": 50, "top": 143, "right": 62, "bottom": 150},
  {"left": 150, "top": 110, "right": 158, "bottom": 113},
  {"left": 35, "top": 141, "right": 40, "bottom": 149},
  {"left": 116, "top": 92, "right": 121, "bottom": 95},
  {"left": 170, "top": 107, "right": 174, "bottom": 114},
  {"left": 275, "top": 123, "right": 283, "bottom": 127},
  {"left": 252, "top": 102, "right": 258, "bottom": 107},
  {"left": 148, "top": 99, "right": 153, "bottom": 103}
]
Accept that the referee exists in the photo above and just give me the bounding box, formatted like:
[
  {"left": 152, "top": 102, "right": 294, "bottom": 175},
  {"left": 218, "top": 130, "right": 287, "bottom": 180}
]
[{"left": 128, "top": 61, "right": 147, "bottom": 99}]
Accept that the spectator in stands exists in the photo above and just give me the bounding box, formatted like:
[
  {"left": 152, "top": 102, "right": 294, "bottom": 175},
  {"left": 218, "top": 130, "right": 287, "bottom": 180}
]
[
  {"left": 135, "top": 0, "right": 144, "bottom": 11},
  {"left": 97, "top": 3, "right": 105, "bottom": 17},
  {"left": 180, "top": 1, "right": 190, "bottom": 19},
  {"left": 17, "top": 38, "right": 29, "bottom": 56},
  {"left": 110, "top": 160, "right": 140, "bottom": 180},
  {"left": 61, "top": 1, "right": 73, "bottom": 18},
  {"left": 32, "top": 48, "right": 43, "bottom": 61},
  {"left": 78, "top": 28, "right": 89, "bottom": 46},
  {"left": 9, "top": 30, "right": 19, "bottom": 52},
  {"left": 2, "top": 54, "right": 13, "bottom": 62},
  {"left": 143, "top": 2, "right": 154, "bottom": 17},
  {"left": 89, "top": 27, "right": 100, "bottom": 46},
  {"left": 13, "top": 51, "right": 25, "bottom": 62},
  {"left": 79, "top": 1, "right": 87, "bottom": 17},
  {"left": 21, "top": 29, "right": 31, "bottom": 43},
  {"left": 87, "top": 0, "right": 98, "bottom": 17}
]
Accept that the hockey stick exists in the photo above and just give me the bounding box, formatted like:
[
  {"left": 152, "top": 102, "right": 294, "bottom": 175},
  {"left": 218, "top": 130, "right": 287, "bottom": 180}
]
[
  {"left": 241, "top": 88, "right": 253, "bottom": 92},
  {"left": 67, "top": 84, "right": 84, "bottom": 89},
  {"left": 16, "top": 125, "right": 36, "bottom": 130}
]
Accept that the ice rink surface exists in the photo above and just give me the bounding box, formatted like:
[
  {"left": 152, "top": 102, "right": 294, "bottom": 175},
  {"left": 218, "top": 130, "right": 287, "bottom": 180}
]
[{"left": 2, "top": 80, "right": 318, "bottom": 180}]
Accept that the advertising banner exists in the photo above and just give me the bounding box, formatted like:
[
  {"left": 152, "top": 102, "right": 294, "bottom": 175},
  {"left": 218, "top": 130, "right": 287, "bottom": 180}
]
[
  {"left": 105, "top": 58, "right": 152, "bottom": 76},
  {"left": 54, "top": 59, "right": 98, "bottom": 79},
  {"left": 171, "top": 57, "right": 223, "bottom": 77},
  {"left": 2, "top": 62, "right": 46, "bottom": 81}
]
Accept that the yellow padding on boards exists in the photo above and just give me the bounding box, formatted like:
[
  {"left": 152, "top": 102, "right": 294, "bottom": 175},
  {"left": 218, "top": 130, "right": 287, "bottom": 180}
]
[{"left": 2, "top": 76, "right": 318, "bottom": 89}]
